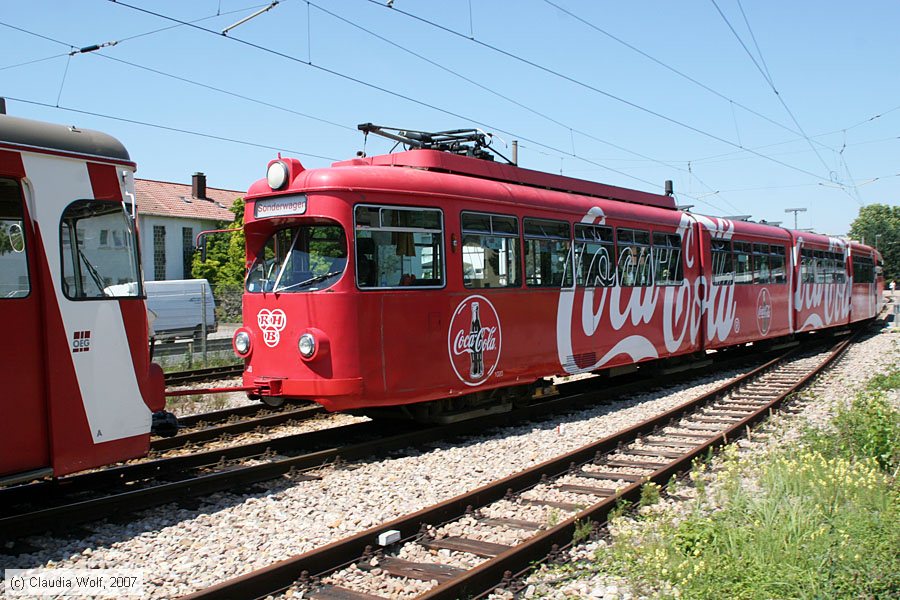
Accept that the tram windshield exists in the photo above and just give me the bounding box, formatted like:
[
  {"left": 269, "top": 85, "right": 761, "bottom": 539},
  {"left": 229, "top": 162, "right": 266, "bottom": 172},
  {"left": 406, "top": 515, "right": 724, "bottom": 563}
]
[
  {"left": 60, "top": 200, "right": 142, "bottom": 299},
  {"left": 246, "top": 223, "right": 347, "bottom": 293}
]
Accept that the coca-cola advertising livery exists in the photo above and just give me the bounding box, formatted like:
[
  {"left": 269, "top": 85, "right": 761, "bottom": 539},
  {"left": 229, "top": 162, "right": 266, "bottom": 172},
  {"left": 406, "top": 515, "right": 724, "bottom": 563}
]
[{"left": 231, "top": 126, "right": 882, "bottom": 418}]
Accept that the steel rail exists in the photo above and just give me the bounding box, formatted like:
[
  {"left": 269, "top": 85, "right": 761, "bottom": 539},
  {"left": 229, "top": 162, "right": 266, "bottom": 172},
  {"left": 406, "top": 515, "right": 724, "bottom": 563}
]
[
  {"left": 164, "top": 364, "right": 245, "bottom": 386},
  {"left": 178, "top": 330, "right": 859, "bottom": 600},
  {"left": 150, "top": 404, "right": 326, "bottom": 452}
]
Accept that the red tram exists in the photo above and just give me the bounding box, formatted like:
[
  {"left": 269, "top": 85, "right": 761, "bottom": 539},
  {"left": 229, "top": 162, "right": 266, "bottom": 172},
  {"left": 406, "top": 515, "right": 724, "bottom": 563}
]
[
  {"left": 0, "top": 114, "right": 169, "bottom": 483},
  {"left": 232, "top": 125, "right": 883, "bottom": 419}
]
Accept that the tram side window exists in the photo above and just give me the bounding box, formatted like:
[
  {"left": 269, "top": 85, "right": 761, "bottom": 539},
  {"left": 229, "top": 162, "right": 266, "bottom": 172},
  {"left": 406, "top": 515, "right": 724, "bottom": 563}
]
[
  {"left": 60, "top": 200, "right": 141, "bottom": 299},
  {"left": 770, "top": 245, "right": 787, "bottom": 284},
  {"left": 616, "top": 228, "right": 652, "bottom": 287},
  {"left": 711, "top": 239, "right": 734, "bottom": 285},
  {"left": 752, "top": 243, "right": 771, "bottom": 285},
  {"left": 574, "top": 224, "right": 615, "bottom": 287},
  {"left": 0, "top": 179, "right": 30, "bottom": 298},
  {"left": 733, "top": 241, "right": 753, "bottom": 284},
  {"left": 461, "top": 212, "right": 520, "bottom": 288},
  {"left": 853, "top": 256, "right": 874, "bottom": 284},
  {"left": 354, "top": 205, "right": 444, "bottom": 288},
  {"left": 800, "top": 249, "right": 814, "bottom": 283},
  {"left": 813, "top": 250, "right": 826, "bottom": 284},
  {"left": 524, "top": 218, "right": 572, "bottom": 287},
  {"left": 834, "top": 252, "right": 847, "bottom": 283},
  {"left": 653, "top": 231, "right": 683, "bottom": 286}
]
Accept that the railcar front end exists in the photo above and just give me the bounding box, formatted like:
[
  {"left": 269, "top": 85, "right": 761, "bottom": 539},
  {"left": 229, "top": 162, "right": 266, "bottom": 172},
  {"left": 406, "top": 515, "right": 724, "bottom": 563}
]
[{"left": 0, "top": 114, "right": 168, "bottom": 482}]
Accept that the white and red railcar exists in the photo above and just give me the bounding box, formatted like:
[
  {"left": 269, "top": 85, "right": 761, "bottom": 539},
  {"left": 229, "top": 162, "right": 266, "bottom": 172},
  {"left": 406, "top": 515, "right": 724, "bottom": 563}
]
[
  {"left": 0, "top": 114, "right": 167, "bottom": 483},
  {"left": 231, "top": 127, "right": 882, "bottom": 418}
]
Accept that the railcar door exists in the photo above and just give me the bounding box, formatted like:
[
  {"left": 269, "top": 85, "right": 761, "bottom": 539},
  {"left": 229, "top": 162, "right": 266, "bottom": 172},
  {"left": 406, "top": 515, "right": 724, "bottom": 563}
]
[{"left": 0, "top": 176, "right": 49, "bottom": 477}]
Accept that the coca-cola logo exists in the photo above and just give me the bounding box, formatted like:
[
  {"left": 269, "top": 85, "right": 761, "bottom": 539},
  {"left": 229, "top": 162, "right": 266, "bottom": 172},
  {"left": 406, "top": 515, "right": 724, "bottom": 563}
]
[
  {"left": 258, "top": 308, "right": 287, "bottom": 347},
  {"left": 756, "top": 288, "right": 772, "bottom": 335},
  {"left": 448, "top": 295, "right": 502, "bottom": 386}
]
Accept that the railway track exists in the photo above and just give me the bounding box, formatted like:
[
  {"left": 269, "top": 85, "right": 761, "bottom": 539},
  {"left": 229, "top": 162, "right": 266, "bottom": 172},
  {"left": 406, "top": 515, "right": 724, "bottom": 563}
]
[
  {"left": 152, "top": 402, "right": 325, "bottom": 452},
  {"left": 0, "top": 333, "right": 845, "bottom": 547},
  {"left": 179, "top": 330, "right": 859, "bottom": 600},
  {"left": 164, "top": 363, "right": 245, "bottom": 386}
]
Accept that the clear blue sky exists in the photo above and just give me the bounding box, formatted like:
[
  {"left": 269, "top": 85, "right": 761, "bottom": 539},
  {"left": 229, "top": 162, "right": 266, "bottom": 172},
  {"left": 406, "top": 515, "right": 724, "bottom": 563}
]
[{"left": 2, "top": 0, "right": 898, "bottom": 236}]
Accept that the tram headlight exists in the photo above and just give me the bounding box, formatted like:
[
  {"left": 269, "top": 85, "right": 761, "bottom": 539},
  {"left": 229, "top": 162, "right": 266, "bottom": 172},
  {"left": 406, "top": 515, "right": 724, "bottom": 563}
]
[
  {"left": 234, "top": 331, "right": 251, "bottom": 355},
  {"left": 298, "top": 333, "right": 316, "bottom": 358},
  {"left": 267, "top": 160, "right": 290, "bottom": 190}
]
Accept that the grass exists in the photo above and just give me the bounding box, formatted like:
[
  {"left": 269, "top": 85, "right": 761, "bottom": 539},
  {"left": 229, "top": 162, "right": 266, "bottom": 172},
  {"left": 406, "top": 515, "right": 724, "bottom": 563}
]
[{"left": 538, "top": 367, "right": 900, "bottom": 599}]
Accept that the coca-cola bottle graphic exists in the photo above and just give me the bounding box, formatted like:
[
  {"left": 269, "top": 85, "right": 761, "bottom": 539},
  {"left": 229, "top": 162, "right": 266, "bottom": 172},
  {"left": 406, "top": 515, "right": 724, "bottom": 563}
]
[{"left": 470, "top": 301, "right": 484, "bottom": 379}]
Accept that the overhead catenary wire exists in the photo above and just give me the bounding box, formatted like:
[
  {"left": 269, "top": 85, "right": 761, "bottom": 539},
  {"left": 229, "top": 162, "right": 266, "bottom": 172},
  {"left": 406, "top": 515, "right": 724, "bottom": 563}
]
[
  {"left": 107, "top": 0, "right": 725, "bottom": 206},
  {"left": 540, "top": 0, "right": 838, "bottom": 156},
  {"left": 5, "top": 96, "right": 340, "bottom": 161},
  {"left": 306, "top": 1, "right": 716, "bottom": 197},
  {"left": 365, "top": 0, "right": 850, "bottom": 187},
  {"left": 709, "top": 0, "right": 843, "bottom": 192}
]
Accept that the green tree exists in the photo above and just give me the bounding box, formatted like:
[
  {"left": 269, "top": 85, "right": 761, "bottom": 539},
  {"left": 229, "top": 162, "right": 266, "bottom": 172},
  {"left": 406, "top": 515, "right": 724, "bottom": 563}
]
[
  {"left": 191, "top": 198, "right": 245, "bottom": 321},
  {"left": 848, "top": 203, "right": 899, "bottom": 281}
]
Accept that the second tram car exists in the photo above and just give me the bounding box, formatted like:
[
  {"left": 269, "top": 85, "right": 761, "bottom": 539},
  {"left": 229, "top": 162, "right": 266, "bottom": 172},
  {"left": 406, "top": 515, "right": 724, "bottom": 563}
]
[{"left": 231, "top": 125, "right": 882, "bottom": 419}]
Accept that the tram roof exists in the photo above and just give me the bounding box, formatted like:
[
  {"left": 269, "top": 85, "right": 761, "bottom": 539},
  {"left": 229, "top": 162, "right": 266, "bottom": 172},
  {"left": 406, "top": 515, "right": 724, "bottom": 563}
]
[
  {"left": 332, "top": 149, "right": 676, "bottom": 210},
  {"left": 0, "top": 114, "right": 131, "bottom": 162}
]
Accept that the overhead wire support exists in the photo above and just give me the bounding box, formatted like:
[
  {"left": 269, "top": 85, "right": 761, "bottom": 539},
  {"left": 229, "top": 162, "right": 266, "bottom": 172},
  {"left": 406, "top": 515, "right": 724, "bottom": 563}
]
[{"left": 221, "top": 1, "right": 279, "bottom": 35}]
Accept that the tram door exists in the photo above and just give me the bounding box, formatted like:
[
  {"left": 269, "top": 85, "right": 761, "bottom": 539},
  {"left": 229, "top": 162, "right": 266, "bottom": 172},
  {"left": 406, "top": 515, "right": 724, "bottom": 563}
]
[{"left": 0, "top": 177, "right": 49, "bottom": 476}]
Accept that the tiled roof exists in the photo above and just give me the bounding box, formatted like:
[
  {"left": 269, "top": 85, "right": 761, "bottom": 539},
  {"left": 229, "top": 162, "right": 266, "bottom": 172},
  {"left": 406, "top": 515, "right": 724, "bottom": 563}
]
[{"left": 135, "top": 178, "right": 240, "bottom": 222}]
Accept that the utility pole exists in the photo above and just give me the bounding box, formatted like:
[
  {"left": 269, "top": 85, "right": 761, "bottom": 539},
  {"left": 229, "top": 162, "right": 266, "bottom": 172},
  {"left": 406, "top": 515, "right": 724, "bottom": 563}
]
[{"left": 785, "top": 207, "right": 807, "bottom": 230}]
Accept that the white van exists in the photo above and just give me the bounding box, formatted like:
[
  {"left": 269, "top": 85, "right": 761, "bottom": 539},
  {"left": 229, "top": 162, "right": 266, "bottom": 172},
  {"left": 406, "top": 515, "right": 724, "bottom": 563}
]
[{"left": 145, "top": 279, "right": 217, "bottom": 341}]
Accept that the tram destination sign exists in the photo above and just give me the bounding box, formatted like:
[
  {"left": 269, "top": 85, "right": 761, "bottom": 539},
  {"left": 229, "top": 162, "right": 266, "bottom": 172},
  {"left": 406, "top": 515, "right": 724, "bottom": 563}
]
[{"left": 254, "top": 195, "right": 307, "bottom": 219}]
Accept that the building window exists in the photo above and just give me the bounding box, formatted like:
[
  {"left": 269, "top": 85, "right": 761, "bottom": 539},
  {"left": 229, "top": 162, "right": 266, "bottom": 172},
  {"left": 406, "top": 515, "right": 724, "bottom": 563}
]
[
  {"left": 153, "top": 225, "right": 166, "bottom": 280},
  {"left": 182, "top": 227, "right": 194, "bottom": 279}
]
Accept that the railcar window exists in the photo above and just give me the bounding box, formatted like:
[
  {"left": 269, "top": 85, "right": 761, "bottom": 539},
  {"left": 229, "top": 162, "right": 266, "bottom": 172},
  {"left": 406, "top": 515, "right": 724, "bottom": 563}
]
[
  {"left": 800, "top": 249, "right": 814, "bottom": 283},
  {"left": 834, "top": 252, "right": 847, "bottom": 283},
  {"left": 0, "top": 179, "right": 30, "bottom": 298},
  {"left": 616, "top": 228, "right": 652, "bottom": 287},
  {"left": 524, "top": 218, "right": 572, "bottom": 287},
  {"left": 770, "top": 245, "right": 787, "bottom": 284},
  {"left": 711, "top": 239, "right": 734, "bottom": 286},
  {"left": 574, "top": 224, "right": 615, "bottom": 288},
  {"left": 752, "top": 243, "right": 771, "bottom": 285},
  {"left": 852, "top": 256, "right": 874, "bottom": 284},
  {"left": 246, "top": 222, "right": 347, "bottom": 293},
  {"left": 354, "top": 205, "right": 443, "bottom": 288},
  {"left": 653, "top": 232, "right": 683, "bottom": 286},
  {"left": 733, "top": 241, "right": 753, "bottom": 284},
  {"left": 60, "top": 200, "right": 141, "bottom": 300},
  {"left": 814, "top": 250, "right": 826, "bottom": 284},
  {"left": 461, "top": 212, "right": 520, "bottom": 289}
]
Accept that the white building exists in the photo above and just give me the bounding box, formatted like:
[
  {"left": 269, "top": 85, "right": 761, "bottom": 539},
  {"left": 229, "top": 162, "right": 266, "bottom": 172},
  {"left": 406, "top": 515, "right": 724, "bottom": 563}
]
[{"left": 135, "top": 173, "right": 239, "bottom": 281}]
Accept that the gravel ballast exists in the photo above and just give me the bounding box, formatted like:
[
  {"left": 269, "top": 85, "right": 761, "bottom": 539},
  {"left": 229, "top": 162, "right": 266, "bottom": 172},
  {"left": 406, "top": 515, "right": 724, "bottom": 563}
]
[{"left": 4, "top": 327, "right": 895, "bottom": 599}]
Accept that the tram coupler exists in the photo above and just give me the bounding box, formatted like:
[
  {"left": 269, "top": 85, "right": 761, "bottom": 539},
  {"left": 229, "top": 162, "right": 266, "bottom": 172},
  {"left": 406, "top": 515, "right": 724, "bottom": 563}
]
[{"left": 151, "top": 410, "right": 179, "bottom": 437}]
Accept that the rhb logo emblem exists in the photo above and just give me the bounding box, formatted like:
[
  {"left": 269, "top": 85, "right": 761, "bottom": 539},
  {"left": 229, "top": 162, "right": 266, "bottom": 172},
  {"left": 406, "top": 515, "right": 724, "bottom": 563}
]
[
  {"left": 72, "top": 330, "right": 91, "bottom": 353},
  {"left": 257, "top": 309, "right": 287, "bottom": 347},
  {"left": 448, "top": 295, "right": 501, "bottom": 386}
]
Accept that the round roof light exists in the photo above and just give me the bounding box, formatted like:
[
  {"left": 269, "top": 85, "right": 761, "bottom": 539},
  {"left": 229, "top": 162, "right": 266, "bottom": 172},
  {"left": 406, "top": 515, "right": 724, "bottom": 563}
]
[{"left": 267, "top": 160, "right": 289, "bottom": 190}]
